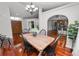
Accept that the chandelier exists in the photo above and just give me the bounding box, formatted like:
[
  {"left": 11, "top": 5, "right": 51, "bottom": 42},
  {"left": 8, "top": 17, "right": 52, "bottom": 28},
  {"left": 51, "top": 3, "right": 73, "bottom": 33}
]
[{"left": 25, "top": 2, "right": 38, "bottom": 15}]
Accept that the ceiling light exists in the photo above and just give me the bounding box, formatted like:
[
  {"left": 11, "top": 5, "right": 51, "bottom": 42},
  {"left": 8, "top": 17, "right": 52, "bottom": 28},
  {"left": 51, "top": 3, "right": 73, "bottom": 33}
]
[
  {"left": 26, "top": 5, "right": 30, "bottom": 8},
  {"left": 34, "top": 7, "right": 38, "bottom": 11},
  {"left": 25, "top": 2, "right": 38, "bottom": 15},
  {"left": 31, "top": 5, "right": 35, "bottom": 8},
  {"left": 29, "top": 9, "right": 32, "bottom": 12},
  {"left": 25, "top": 8, "right": 29, "bottom": 10}
]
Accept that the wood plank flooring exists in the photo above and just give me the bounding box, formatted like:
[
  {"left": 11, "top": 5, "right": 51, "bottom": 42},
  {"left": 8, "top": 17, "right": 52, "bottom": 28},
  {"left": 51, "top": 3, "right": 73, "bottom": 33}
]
[{"left": 0, "top": 31, "right": 72, "bottom": 56}]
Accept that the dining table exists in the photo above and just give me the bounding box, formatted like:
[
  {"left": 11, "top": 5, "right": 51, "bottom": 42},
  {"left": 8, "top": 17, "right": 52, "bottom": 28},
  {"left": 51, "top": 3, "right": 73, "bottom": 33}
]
[{"left": 23, "top": 33, "right": 55, "bottom": 56}]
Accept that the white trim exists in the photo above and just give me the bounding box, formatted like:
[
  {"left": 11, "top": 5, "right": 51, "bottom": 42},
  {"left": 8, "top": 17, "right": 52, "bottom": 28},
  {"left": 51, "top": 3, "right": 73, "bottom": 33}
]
[{"left": 10, "top": 16, "right": 22, "bottom": 21}]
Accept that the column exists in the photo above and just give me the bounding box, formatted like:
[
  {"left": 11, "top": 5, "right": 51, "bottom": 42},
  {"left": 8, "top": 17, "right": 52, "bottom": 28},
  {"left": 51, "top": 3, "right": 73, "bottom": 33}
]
[{"left": 72, "top": 27, "right": 79, "bottom": 56}]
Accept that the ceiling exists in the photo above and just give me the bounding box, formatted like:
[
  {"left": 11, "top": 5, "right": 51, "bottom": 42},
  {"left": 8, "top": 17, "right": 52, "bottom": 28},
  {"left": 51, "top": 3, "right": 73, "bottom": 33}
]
[
  {"left": 20, "top": 2, "right": 70, "bottom": 12},
  {"left": 1, "top": 2, "right": 72, "bottom": 18}
]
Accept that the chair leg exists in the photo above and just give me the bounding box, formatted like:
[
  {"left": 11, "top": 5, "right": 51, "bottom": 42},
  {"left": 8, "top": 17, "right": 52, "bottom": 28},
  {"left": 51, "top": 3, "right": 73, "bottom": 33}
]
[
  {"left": 1, "top": 41, "right": 3, "bottom": 47},
  {"left": 23, "top": 48, "right": 26, "bottom": 53},
  {"left": 8, "top": 39, "right": 11, "bottom": 47}
]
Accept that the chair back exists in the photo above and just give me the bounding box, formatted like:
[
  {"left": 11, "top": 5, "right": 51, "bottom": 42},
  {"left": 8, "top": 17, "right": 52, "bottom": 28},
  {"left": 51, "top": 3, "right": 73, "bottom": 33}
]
[
  {"left": 0, "top": 34, "right": 12, "bottom": 48},
  {"left": 43, "top": 34, "right": 62, "bottom": 56},
  {"left": 53, "top": 34, "right": 61, "bottom": 45},
  {"left": 39, "top": 29, "right": 46, "bottom": 35},
  {"left": 19, "top": 33, "right": 26, "bottom": 43},
  {"left": 19, "top": 33, "right": 36, "bottom": 53},
  {"left": 19, "top": 33, "right": 30, "bottom": 47},
  {"left": 0, "top": 35, "right": 6, "bottom": 47},
  {"left": 23, "top": 28, "right": 30, "bottom": 34}
]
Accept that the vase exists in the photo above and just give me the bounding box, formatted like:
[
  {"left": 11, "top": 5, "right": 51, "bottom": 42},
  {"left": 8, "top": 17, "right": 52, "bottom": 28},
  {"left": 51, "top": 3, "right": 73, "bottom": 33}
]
[{"left": 32, "top": 32, "right": 37, "bottom": 37}]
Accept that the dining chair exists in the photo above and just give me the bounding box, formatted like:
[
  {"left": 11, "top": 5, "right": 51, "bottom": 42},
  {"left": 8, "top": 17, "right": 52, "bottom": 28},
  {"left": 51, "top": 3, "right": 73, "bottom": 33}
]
[
  {"left": 3, "top": 37, "right": 11, "bottom": 48},
  {"left": 0, "top": 34, "right": 12, "bottom": 48},
  {"left": 20, "top": 33, "right": 37, "bottom": 55},
  {"left": 39, "top": 29, "right": 46, "bottom": 35},
  {"left": 0, "top": 35, "right": 2, "bottom": 48},
  {"left": 0, "top": 35, "right": 6, "bottom": 48},
  {"left": 23, "top": 28, "right": 30, "bottom": 34},
  {"left": 42, "top": 34, "right": 62, "bottom": 56}
]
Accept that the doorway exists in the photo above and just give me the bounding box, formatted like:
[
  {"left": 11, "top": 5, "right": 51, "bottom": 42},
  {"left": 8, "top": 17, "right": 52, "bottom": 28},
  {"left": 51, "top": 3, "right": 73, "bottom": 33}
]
[
  {"left": 47, "top": 15, "right": 68, "bottom": 37},
  {"left": 11, "top": 20, "right": 22, "bottom": 45}
]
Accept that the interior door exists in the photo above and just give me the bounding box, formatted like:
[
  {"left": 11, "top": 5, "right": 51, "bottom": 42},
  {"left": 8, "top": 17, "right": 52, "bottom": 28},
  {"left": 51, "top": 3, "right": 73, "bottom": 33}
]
[
  {"left": 11, "top": 21, "right": 22, "bottom": 33},
  {"left": 11, "top": 20, "right": 22, "bottom": 45}
]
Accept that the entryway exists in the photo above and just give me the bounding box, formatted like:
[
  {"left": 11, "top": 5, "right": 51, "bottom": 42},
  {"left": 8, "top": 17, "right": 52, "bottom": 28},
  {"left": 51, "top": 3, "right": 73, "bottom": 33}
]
[{"left": 47, "top": 15, "right": 68, "bottom": 37}]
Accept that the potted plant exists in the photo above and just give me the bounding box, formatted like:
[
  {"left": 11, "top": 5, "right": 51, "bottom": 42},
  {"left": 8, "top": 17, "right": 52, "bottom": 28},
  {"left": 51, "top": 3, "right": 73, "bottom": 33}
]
[{"left": 30, "top": 27, "right": 38, "bottom": 37}]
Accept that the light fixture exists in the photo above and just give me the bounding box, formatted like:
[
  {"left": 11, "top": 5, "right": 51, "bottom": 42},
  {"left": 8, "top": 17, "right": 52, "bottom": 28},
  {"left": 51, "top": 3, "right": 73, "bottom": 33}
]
[
  {"left": 25, "top": 2, "right": 38, "bottom": 15},
  {"left": 10, "top": 16, "right": 22, "bottom": 21}
]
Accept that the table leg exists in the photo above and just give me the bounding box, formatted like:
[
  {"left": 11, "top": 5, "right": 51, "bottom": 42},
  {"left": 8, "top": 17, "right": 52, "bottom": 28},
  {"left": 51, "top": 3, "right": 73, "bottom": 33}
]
[{"left": 38, "top": 50, "right": 43, "bottom": 56}]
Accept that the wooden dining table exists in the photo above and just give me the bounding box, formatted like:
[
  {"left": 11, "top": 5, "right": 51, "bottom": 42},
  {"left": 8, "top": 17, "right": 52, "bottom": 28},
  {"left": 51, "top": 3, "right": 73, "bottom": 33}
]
[{"left": 23, "top": 33, "right": 55, "bottom": 56}]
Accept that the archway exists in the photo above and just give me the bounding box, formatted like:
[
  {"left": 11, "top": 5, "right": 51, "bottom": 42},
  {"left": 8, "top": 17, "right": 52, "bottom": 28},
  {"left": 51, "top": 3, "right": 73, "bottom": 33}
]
[{"left": 47, "top": 15, "right": 68, "bottom": 37}]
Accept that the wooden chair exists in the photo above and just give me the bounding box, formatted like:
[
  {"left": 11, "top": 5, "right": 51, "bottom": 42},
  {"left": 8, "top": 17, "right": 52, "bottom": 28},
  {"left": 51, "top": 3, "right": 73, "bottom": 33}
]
[
  {"left": 0, "top": 35, "right": 15, "bottom": 56},
  {"left": 42, "top": 34, "right": 62, "bottom": 56},
  {"left": 19, "top": 33, "right": 37, "bottom": 55},
  {"left": 0, "top": 35, "right": 7, "bottom": 48},
  {"left": 23, "top": 28, "right": 30, "bottom": 34},
  {"left": 3, "top": 37, "right": 11, "bottom": 48},
  {"left": 39, "top": 29, "right": 46, "bottom": 35}
]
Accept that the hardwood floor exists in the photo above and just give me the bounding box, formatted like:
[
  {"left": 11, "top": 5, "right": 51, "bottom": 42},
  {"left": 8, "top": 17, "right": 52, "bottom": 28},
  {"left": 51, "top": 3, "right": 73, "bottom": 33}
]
[
  {"left": 56, "top": 38, "right": 72, "bottom": 56},
  {"left": 0, "top": 31, "right": 72, "bottom": 56}
]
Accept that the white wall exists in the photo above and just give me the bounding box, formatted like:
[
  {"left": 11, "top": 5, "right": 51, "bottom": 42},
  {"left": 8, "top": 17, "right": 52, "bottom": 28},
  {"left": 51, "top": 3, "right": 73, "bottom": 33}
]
[
  {"left": 40, "top": 3, "right": 79, "bottom": 32},
  {"left": 0, "top": 4, "right": 12, "bottom": 38},
  {"left": 39, "top": 3, "right": 79, "bottom": 55},
  {"left": 39, "top": 8, "right": 43, "bottom": 31}
]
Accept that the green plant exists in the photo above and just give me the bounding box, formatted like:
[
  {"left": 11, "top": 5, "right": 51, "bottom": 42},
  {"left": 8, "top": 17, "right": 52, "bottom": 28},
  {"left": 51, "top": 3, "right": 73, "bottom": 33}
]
[{"left": 68, "top": 22, "right": 78, "bottom": 40}]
